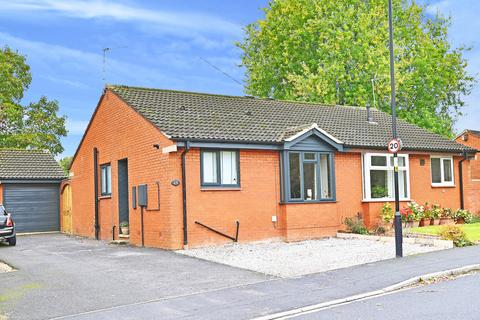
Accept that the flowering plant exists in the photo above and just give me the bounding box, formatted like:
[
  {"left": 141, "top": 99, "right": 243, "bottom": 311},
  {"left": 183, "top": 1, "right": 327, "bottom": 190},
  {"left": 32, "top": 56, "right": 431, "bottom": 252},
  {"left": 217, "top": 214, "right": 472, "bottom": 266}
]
[
  {"left": 406, "top": 201, "right": 423, "bottom": 221},
  {"left": 453, "top": 209, "right": 473, "bottom": 223},
  {"left": 380, "top": 202, "right": 394, "bottom": 223},
  {"left": 431, "top": 204, "right": 442, "bottom": 219},
  {"left": 400, "top": 207, "right": 414, "bottom": 222},
  {"left": 423, "top": 203, "right": 433, "bottom": 219}
]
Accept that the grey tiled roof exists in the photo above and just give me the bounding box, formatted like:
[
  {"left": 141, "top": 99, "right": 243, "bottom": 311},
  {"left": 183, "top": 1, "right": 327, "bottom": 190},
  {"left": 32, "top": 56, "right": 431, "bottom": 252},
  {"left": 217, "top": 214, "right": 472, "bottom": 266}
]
[
  {"left": 109, "top": 85, "right": 475, "bottom": 153},
  {"left": 0, "top": 149, "right": 66, "bottom": 180}
]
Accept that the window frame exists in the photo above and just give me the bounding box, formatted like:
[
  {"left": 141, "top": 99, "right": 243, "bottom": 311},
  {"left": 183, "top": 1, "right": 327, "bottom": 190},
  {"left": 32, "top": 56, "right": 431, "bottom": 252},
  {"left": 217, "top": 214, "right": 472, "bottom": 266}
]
[
  {"left": 285, "top": 151, "right": 335, "bottom": 203},
  {"left": 100, "top": 163, "right": 112, "bottom": 196},
  {"left": 430, "top": 156, "right": 455, "bottom": 187},
  {"left": 362, "top": 153, "right": 410, "bottom": 202},
  {"left": 200, "top": 149, "right": 240, "bottom": 188}
]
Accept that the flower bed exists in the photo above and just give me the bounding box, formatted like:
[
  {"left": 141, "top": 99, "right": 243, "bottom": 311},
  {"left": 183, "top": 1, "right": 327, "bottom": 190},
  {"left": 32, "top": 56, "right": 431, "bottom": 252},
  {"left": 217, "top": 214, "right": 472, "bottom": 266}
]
[{"left": 380, "top": 201, "right": 474, "bottom": 230}]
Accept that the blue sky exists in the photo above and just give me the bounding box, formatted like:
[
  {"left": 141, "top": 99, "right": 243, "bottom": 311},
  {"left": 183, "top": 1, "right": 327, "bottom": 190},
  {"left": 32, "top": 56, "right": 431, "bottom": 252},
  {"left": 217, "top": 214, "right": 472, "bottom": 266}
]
[{"left": 0, "top": 0, "right": 478, "bottom": 158}]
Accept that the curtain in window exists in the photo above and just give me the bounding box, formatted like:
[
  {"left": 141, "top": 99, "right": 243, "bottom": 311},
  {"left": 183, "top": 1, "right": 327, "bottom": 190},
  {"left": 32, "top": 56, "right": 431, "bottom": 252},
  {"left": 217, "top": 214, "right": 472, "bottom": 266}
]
[
  {"left": 202, "top": 151, "right": 217, "bottom": 183},
  {"left": 220, "top": 151, "right": 237, "bottom": 185}
]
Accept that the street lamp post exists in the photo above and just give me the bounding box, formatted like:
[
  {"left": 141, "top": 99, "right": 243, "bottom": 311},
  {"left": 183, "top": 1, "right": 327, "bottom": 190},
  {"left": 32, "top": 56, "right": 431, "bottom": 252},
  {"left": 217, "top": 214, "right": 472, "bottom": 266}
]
[{"left": 388, "top": 0, "right": 403, "bottom": 257}]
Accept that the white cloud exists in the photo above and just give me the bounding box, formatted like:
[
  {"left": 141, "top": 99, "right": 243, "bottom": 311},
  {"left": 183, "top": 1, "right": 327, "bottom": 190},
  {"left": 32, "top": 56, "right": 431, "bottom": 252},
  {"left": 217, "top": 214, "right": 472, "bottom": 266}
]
[
  {"left": 1, "top": 0, "right": 242, "bottom": 37},
  {"left": 0, "top": 31, "right": 177, "bottom": 85}
]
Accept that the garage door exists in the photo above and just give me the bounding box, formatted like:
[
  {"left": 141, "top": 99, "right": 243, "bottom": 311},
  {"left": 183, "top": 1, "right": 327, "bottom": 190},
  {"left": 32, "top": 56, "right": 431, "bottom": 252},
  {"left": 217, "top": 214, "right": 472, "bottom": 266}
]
[{"left": 3, "top": 183, "right": 60, "bottom": 232}]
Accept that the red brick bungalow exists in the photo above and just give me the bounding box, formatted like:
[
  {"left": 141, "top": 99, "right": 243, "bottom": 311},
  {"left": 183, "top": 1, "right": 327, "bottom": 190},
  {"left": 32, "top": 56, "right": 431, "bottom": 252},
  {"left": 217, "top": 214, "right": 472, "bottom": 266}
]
[
  {"left": 455, "top": 130, "right": 480, "bottom": 214},
  {"left": 68, "top": 85, "right": 477, "bottom": 249}
]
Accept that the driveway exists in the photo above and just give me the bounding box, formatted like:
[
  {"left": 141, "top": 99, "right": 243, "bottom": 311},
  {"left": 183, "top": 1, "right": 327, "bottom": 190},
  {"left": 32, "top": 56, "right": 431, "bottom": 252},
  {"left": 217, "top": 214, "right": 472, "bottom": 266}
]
[{"left": 0, "top": 234, "right": 272, "bottom": 320}]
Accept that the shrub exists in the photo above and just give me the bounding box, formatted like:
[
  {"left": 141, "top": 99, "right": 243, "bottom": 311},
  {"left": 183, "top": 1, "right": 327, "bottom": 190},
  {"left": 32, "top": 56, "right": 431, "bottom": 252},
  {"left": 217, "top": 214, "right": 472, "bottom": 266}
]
[
  {"left": 344, "top": 217, "right": 369, "bottom": 235},
  {"left": 380, "top": 203, "right": 394, "bottom": 224},
  {"left": 453, "top": 209, "right": 473, "bottom": 224},
  {"left": 120, "top": 221, "right": 129, "bottom": 228},
  {"left": 439, "top": 225, "right": 472, "bottom": 247},
  {"left": 471, "top": 216, "right": 480, "bottom": 224}
]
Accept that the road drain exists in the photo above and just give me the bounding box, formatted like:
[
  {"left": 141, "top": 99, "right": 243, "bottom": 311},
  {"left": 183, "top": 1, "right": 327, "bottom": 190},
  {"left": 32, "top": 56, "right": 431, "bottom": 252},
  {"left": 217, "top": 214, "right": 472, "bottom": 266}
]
[{"left": 0, "top": 261, "right": 14, "bottom": 273}]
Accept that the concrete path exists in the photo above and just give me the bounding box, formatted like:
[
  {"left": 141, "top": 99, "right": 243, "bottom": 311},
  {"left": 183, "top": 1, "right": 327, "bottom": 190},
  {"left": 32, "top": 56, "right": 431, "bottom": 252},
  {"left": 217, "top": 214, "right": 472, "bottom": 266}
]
[{"left": 2, "top": 234, "right": 480, "bottom": 320}]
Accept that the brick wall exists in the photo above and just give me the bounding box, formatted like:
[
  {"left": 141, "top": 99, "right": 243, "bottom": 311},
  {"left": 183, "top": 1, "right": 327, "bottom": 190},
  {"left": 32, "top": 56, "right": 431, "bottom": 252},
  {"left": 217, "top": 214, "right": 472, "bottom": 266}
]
[{"left": 69, "top": 90, "right": 180, "bottom": 248}]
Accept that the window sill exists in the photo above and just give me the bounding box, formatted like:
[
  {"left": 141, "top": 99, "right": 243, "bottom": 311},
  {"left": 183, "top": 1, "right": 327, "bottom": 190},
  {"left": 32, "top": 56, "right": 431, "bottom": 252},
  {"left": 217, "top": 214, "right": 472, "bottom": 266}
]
[
  {"left": 280, "top": 200, "right": 337, "bottom": 204},
  {"left": 431, "top": 184, "right": 455, "bottom": 188},
  {"left": 98, "top": 195, "right": 112, "bottom": 199},
  {"left": 362, "top": 199, "right": 410, "bottom": 203},
  {"left": 200, "top": 187, "right": 242, "bottom": 191}
]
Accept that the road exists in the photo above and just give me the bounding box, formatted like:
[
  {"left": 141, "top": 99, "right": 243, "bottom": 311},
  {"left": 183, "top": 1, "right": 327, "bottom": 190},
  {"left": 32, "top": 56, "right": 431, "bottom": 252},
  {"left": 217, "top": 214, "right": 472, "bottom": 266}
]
[{"left": 292, "top": 272, "right": 480, "bottom": 320}]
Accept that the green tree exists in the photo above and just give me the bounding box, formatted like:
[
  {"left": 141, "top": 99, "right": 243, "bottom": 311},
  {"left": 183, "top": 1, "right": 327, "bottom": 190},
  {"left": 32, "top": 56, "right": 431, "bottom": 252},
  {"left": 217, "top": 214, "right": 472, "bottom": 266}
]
[
  {"left": 0, "top": 46, "right": 67, "bottom": 155},
  {"left": 59, "top": 156, "right": 73, "bottom": 174},
  {"left": 238, "top": 0, "right": 475, "bottom": 137}
]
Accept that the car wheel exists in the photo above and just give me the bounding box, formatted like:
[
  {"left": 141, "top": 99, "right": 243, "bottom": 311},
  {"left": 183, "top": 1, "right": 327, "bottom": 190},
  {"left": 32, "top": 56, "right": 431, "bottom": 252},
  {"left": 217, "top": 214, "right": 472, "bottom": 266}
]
[{"left": 8, "top": 237, "right": 16, "bottom": 246}]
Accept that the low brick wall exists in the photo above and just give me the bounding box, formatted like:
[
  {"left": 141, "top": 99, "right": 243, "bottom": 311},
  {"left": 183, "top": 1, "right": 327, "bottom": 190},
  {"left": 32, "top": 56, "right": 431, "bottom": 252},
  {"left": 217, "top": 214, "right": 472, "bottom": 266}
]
[{"left": 336, "top": 232, "right": 454, "bottom": 250}]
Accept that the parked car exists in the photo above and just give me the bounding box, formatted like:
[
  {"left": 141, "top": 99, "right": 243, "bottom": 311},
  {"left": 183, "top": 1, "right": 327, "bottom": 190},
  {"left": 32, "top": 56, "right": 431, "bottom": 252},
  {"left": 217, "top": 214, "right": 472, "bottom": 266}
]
[{"left": 0, "top": 204, "right": 16, "bottom": 246}]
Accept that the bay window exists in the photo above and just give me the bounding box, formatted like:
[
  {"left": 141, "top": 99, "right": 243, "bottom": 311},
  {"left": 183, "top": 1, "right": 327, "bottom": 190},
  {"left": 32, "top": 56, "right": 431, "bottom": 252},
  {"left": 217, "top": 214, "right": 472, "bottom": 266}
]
[
  {"left": 201, "top": 150, "right": 239, "bottom": 187},
  {"left": 287, "top": 151, "right": 334, "bottom": 202},
  {"left": 431, "top": 156, "right": 454, "bottom": 186},
  {"left": 363, "top": 153, "right": 410, "bottom": 201}
]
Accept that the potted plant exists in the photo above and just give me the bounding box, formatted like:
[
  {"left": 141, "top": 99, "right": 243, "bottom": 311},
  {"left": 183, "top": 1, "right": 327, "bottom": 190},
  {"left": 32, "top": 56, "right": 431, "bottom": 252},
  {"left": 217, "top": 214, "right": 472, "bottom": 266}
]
[
  {"left": 431, "top": 204, "right": 441, "bottom": 225},
  {"left": 408, "top": 201, "right": 422, "bottom": 228},
  {"left": 420, "top": 203, "right": 432, "bottom": 227},
  {"left": 120, "top": 221, "right": 129, "bottom": 235},
  {"left": 380, "top": 202, "right": 394, "bottom": 231},
  {"left": 439, "top": 208, "right": 454, "bottom": 225},
  {"left": 454, "top": 209, "right": 473, "bottom": 224},
  {"left": 400, "top": 206, "right": 415, "bottom": 228}
]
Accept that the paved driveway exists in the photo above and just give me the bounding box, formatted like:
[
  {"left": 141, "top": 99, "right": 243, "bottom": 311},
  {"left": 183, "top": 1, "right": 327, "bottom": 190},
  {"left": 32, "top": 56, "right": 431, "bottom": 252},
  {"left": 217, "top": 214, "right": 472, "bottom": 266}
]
[{"left": 0, "top": 234, "right": 272, "bottom": 320}]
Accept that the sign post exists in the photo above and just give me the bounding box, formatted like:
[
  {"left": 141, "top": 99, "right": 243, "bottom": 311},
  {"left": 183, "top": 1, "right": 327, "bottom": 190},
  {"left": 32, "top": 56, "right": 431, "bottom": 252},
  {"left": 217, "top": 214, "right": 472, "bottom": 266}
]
[{"left": 388, "top": 0, "right": 403, "bottom": 257}]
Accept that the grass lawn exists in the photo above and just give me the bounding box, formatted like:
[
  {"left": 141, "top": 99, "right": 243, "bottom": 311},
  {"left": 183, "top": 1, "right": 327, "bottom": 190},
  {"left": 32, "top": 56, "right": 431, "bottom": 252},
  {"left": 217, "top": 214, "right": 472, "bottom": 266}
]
[{"left": 410, "top": 223, "right": 480, "bottom": 241}]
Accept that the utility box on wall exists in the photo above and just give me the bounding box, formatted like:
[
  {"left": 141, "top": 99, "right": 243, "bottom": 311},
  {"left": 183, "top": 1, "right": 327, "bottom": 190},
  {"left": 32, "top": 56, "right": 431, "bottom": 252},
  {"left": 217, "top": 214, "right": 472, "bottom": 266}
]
[{"left": 138, "top": 184, "right": 148, "bottom": 207}]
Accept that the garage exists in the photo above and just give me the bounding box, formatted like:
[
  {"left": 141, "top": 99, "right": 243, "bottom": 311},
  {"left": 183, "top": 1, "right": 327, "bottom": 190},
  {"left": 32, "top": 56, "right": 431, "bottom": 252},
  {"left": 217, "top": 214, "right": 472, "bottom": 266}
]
[
  {"left": 0, "top": 149, "right": 66, "bottom": 233},
  {"left": 3, "top": 183, "right": 60, "bottom": 232}
]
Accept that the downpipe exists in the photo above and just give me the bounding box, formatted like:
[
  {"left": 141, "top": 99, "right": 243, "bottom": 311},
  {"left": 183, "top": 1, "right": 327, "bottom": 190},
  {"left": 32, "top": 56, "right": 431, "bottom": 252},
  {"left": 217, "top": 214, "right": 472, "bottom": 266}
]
[{"left": 181, "top": 142, "right": 191, "bottom": 249}]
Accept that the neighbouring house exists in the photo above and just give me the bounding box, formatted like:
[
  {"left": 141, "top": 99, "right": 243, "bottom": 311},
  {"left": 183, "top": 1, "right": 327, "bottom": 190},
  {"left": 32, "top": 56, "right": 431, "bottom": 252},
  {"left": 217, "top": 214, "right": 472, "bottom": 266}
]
[
  {"left": 455, "top": 130, "right": 480, "bottom": 214},
  {"left": 0, "top": 149, "right": 66, "bottom": 232},
  {"left": 68, "top": 85, "right": 477, "bottom": 249}
]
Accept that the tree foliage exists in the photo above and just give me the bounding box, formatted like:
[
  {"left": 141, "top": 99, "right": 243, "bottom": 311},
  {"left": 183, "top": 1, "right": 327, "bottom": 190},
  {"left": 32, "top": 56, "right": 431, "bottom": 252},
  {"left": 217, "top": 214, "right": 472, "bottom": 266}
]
[
  {"left": 0, "top": 46, "right": 67, "bottom": 155},
  {"left": 59, "top": 156, "right": 73, "bottom": 174},
  {"left": 238, "top": 0, "right": 475, "bottom": 137}
]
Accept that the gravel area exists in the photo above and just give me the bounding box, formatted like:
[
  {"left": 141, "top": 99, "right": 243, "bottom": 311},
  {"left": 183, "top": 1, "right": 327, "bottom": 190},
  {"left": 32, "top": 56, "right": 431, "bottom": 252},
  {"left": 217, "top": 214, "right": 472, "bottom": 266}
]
[{"left": 177, "top": 238, "right": 443, "bottom": 277}]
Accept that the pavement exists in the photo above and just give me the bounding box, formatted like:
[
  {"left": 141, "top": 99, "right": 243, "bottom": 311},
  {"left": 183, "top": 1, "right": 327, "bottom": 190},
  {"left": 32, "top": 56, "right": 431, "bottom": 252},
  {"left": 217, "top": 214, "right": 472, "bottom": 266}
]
[
  {"left": 292, "top": 272, "right": 480, "bottom": 319},
  {"left": 1, "top": 234, "right": 480, "bottom": 320}
]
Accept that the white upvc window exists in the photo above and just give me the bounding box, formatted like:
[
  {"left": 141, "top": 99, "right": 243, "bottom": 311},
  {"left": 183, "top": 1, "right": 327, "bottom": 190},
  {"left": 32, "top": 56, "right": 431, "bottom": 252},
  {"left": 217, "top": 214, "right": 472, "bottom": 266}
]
[
  {"left": 362, "top": 153, "right": 410, "bottom": 201},
  {"left": 430, "top": 156, "right": 454, "bottom": 186}
]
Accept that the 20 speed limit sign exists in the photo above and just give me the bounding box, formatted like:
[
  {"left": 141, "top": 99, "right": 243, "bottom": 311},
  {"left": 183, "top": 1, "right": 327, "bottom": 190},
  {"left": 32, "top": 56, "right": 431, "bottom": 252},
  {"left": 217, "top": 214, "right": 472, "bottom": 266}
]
[{"left": 388, "top": 138, "right": 402, "bottom": 153}]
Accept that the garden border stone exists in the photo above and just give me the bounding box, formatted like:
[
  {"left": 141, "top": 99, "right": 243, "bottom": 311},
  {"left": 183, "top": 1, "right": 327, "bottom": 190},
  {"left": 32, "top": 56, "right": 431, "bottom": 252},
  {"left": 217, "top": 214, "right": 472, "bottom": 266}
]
[{"left": 336, "top": 232, "right": 454, "bottom": 250}]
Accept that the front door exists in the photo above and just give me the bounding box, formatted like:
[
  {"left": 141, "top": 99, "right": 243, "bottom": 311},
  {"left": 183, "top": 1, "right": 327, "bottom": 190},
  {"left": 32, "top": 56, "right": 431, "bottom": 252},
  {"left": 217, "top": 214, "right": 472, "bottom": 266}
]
[{"left": 117, "top": 159, "right": 129, "bottom": 230}]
